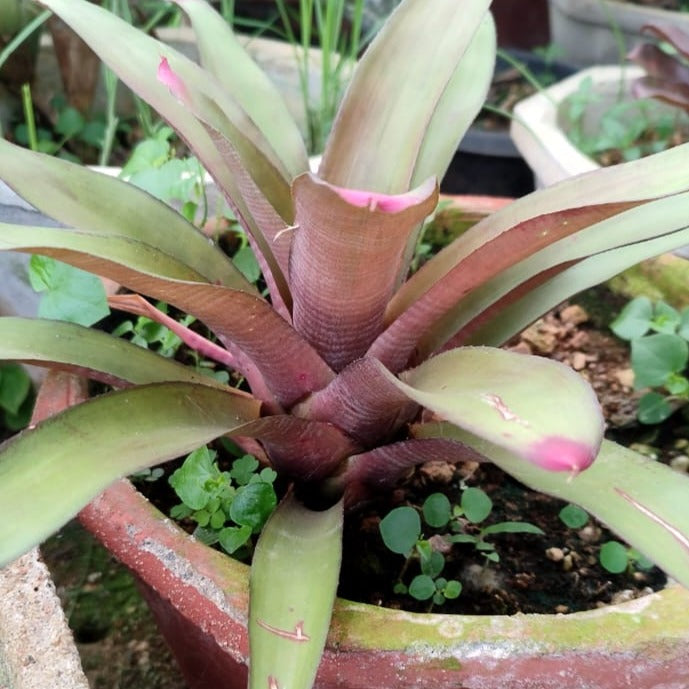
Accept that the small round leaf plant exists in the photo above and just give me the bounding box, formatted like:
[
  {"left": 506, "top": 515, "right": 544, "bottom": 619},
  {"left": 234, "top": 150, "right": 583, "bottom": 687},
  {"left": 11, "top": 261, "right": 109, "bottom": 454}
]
[{"left": 1, "top": 2, "right": 689, "bottom": 689}]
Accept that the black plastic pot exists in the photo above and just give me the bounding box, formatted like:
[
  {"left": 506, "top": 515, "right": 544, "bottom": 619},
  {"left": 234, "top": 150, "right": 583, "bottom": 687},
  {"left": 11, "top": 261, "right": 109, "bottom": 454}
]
[{"left": 441, "top": 49, "right": 576, "bottom": 198}]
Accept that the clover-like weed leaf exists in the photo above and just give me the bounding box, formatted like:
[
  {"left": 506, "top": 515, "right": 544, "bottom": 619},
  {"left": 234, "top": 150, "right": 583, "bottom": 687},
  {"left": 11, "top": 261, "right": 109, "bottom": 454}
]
[
  {"left": 631, "top": 333, "right": 689, "bottom": 388},
  {"left": 637, "top": 391, "right": 673, "bottom": 424},
  {"left": 28, "top": 255, "right": 109, "bottom": 327},
  {"left": 650, "top": 301, "right": 681, "bottom": 334},
  {"left": 230, "top": 454, "right": 261, "bottom": 485},
  {"left": 168, "top": 446, "right": 220, "bottom": 510},
  {"left": 218, "top": 525, "right": 253, "bottom": 554},
  {"left": 230, "top": 482, "right": 278, "bottom": 533},
  {"left": 610, "top": 296, "right": 653, "bottom": 341}
]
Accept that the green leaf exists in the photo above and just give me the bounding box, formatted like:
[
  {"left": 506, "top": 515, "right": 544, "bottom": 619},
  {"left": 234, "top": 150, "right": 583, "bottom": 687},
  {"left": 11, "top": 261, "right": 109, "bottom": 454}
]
[
  {"left": 230, "top": 454, "right": 260, "bottom": 486},
  {"left": 389, "top": 347, "right": 604, "bottom": 473},
  {"left": 0, "top": 381, "right": 261, "bottom": 566},
  {"left": 678, "top": 307, "right": 689, "bottom": 340},
  {"left": 28, "top": 255, "right": 109, "bottom": 326},
  {"left": 559, "top": 504, "right": 589, "bottom": 529},
  {"left": 442, "top": 579, "right": 462, "bottom": 599},
  {"left": 422, "top": 493, "right": 452, "bottom": 528},
  {"left": 209, "top": 508, "right": 226, "bottom": 530},
  {"left": 249, "top": 494, "right": 342, "bottom": 689},
  {"left": 461, "top": 487, "right": 492, "bottom": 524},
  {"left": 379, "top": 506, "right": 421, "bottom": 555},
  {"left": 0, "top": 364, "right": 32, "bottom": 416},
  {"left": 650, "top": 301, "right": 681, "bottom": 335},
  {"left": 637, "top": 391, "right": 673, "bottom": 425},
  {"left": 480, "top": 521, "right": 544, "bottom": 536},
  {"left": 230, "top": 482, "right": 277, "bottom": 532},
  {"left": 665, "top": 373, "right": 689, "bottom": 396},
  {"left": 599, "top": 541, "right": 629, "bottom": 574},
  {"left": 55, "top": 106, "right": 85, "bottom": 138},
  {"left": 447, "top": 533, "right": 478, "bottom": 545},
  {"left": 232, "top": 244, "right": 262, "bottom": 285},
  {"left": 193, "top": 508, "right": 211, "bottom": 527},
  {"left": 218, "top": 524, "right": 252, "bottom": 554},
  {"left": 408, "top": 574, "right": 436, "bottom": 601},
  {"left": 419, "top": 549, "right": 445, "bottom": 578},
  {"left": 631, "top": 334, "right": 689, "bottom": 388},
  {"left": 168, "top": 446, "right": 219, "bottom": 510},
  {"left": 610, "top": 296, "right": 653, "bottom": 340},
  {"left": 0, "top": 317, "right": 229, "bottom": 389}
]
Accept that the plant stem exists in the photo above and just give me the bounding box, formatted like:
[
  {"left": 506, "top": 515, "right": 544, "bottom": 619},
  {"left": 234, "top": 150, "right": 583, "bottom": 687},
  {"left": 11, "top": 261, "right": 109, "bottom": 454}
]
[
  {"left": 0, "top": 8, "right": 51, "bottom": 72},
  {"left": 20, "top": 83, "right": 38, "bottom": 152}
]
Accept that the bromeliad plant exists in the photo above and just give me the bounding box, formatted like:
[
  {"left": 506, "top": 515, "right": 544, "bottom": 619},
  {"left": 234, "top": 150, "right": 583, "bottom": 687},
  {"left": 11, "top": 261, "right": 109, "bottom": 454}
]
[{"left": 1, "top": 1, "right": 689, "bottom": 688}]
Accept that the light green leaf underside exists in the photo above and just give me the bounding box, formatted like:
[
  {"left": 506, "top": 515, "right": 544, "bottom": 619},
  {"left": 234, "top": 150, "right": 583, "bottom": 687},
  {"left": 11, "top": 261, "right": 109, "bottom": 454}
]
[
  {"left": 170, "top": 0, "right": 308, "bottom": 176},
  {"left": 399, "top": 142, "right": 689, "bottom": 313},
  {"left": 420, "top": 190, "right": 689, "bottom": 357},
  {"left": 249, "top": 493, "right": 343, "bottom": 689},
  {"left": 389, "top": 347, "right": 603, "bottom": 465},
  {"left": 0, "top": 317, "right": 229, "bottom": 388},
  {"left": 418, "top": 423, "right": 689, "bottom": 590},
  {"left": 0, "top": 224, "right": 207, "bottom": 282},
  {"left": 319, "top": 0, "right": 492, "bottom": 193},
  {"left": 467, "top": 227, "right": 689, "bottom": 346},
  {"left": 410, "top": 12, "right": 496, "bottom": 189},
  {"left": 0, "top": 139, "right": 251, "bottom": 291},
  {"left": 0, "top": 382, "right": 261, "bottom": 567}
]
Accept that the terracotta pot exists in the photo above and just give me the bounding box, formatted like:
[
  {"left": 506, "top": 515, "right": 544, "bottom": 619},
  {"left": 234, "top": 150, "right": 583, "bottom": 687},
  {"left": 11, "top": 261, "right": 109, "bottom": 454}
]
[{"left": 29, "top": 191, "right": 689, "bottom": 688}]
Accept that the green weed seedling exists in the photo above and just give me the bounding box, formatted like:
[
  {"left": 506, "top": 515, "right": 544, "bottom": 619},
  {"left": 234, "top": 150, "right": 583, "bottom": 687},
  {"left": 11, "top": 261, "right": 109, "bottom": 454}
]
[
  {"left": 557, "top": 503, "right": 654, "bottom": 574},
  {"left": 111, "top": 303, "right": 190, "bottom": 359},
  {"left": 599, "top": 540, "right": 654, "bottom": 575},
  {"left": 28, "top": 255, "right": 109, "bottom": 327},
  {"left": 610, "top": 296, "right": 689, "bottom": 423},
  {"left": 379, "top": 487, "right": 543, "bottom": 607},
  {"left": 564, "top": 77, "right": 684, "bottom": 164},
  {"left": 169, "top": 445, "right": 278, "bottom": 558}
]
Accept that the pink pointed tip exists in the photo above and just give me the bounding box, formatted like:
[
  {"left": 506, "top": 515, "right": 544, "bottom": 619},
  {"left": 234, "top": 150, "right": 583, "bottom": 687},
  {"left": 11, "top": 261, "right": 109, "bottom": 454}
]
[
  {"left": 332, "top": 177, "right": 436, "bottom": 213},
  {"left": 157, "top": 57, "right": 186, "bottom": 100},
  {"left": 527, "top": 436, "right": 597, "bottom": 473}
]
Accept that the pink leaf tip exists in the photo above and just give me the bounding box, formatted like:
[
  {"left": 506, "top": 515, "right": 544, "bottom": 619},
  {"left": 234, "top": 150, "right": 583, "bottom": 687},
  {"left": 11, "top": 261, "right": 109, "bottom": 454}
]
[
  {"left": 332, "top": 177, "right": 437, "bottom": 213},
  {"left": 526, "top": 436, "right": 597, "bottom": 474},
  {"left": 157, "top": 57, "right": 187, "bottom": 101}
]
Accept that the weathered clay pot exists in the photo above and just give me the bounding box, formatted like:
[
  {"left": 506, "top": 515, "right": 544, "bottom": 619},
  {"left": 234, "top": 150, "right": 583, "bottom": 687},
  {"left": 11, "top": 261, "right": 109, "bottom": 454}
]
[{"left": 77, "top": 476, "right": 689, "bottom": 689}]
